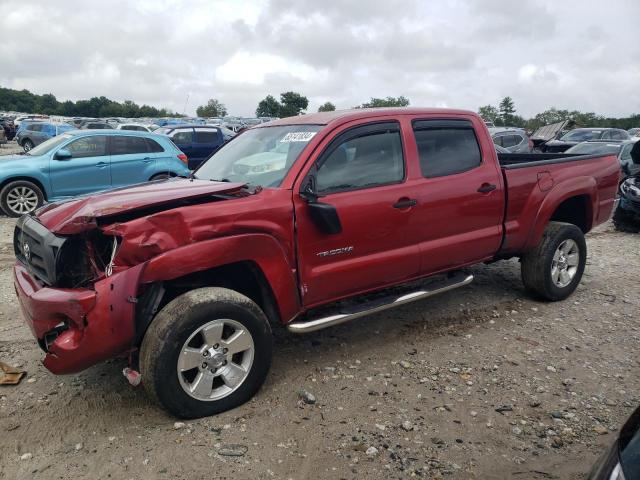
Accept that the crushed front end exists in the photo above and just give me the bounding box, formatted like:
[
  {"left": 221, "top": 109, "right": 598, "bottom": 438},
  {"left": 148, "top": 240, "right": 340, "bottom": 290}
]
[{"left": 13, "top": 215, "right": 144, "bottom": 374}]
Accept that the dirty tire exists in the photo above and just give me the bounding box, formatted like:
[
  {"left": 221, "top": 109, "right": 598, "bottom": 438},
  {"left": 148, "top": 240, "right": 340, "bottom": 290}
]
[
  {"left": 22, "top": 139, "right": 34, "bottom": 152},
  {"left": 140, "top": 287, "right": 272, "bottom": 419},
  {"left": 0, "top": 180, "right": 44, "bottom": 217},
  {"left": 612, "top": 207, "right": 640, "bottom": 233},
  {"left": 521, "top": 221, "right": 586, "bottom": 301}
]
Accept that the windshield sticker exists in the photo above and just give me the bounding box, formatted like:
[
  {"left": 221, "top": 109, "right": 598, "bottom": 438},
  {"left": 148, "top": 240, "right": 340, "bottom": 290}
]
[{"left": 280, "top": 132, "right": 317, "bottom": 143}]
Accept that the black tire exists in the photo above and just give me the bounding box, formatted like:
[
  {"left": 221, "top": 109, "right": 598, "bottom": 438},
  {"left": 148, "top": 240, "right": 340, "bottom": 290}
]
[
  {"left": 22, "top": 139, "right": 34, "bottom": 152},
  {"left": 612, "top": 206, "right": 640, "bottom": 233},
  {"left": 521, "top": 221, "right": 587, "bottom": 301},
  {"left": 0, "top": 180, "right": 44, "bottom": 217},
  {"left": 149, "top": 173, "right": 172, "bottom": 181},
  {"left": 140, "top": 287, "right": 272, "bottom": 419}
]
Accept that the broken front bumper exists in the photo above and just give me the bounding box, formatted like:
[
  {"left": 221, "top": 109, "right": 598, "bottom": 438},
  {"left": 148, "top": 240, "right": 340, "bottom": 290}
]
[{"left": 13, "top": 262, "right": 144, "bottom": 374}]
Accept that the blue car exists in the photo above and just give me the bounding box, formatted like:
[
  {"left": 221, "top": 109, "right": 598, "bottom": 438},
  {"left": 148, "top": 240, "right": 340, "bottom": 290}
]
[
  {"left": 0, "top": 130, "right": 190, "bottom": 216},
  {"left": 16, "top": 122, "right": 75, "bottom": 152},
  {"left": 154, "top": 124, "right": 234, "bottom": 169}
]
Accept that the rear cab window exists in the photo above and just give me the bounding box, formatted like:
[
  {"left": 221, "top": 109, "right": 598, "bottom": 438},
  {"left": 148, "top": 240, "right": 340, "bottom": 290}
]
[{"left": 412, "top": 119, "right": 482, "bottom": 178}]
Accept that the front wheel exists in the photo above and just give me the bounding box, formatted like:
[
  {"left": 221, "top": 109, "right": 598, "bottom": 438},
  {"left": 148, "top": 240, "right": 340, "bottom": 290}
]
[
  {"left": 521, "top": 222, "right": 587, "bottom": 301},
  {"left": 0, "top": 180, "right": 44, "bottom": 217},
  {"left": 140, "top": 287, "right": 272, "bottom": 418}
]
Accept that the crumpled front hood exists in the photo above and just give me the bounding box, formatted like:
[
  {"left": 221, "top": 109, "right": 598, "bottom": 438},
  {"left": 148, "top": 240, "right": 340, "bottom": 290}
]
[{"left": 36, "top": 178, "right": 247, "bottom": 234}]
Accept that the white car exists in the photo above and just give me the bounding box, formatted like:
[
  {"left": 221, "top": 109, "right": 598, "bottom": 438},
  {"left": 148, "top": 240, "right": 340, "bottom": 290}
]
[{"left": 116, "top": 123, "right": 152, "bottom": 132}]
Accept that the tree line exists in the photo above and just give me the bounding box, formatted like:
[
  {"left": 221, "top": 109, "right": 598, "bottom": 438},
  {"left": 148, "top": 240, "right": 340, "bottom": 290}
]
[
  {"left": 479, "top": 97, "right": 640, "bottom": 131},
  {"left": 0, "top": 86, "right": 180, "bottom": 118}
]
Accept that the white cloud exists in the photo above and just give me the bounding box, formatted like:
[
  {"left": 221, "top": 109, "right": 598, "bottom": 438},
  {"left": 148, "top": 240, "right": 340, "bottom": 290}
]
[{"left": 0, "top": 0, "right": 638, "bottom": 117}]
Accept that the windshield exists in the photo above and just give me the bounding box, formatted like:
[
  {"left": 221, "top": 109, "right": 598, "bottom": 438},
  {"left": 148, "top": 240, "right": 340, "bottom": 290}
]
[
  {"left": 560, "top": 130, "right": 602, "bottom": 141},
  {"left": 565, "top": 142, "right": 621, "bottom": 155},
  {"left": 195, "top": 125, "right": 322, "bottom": 187},
  {"left": 27, "top": 134, "right": 73, "bottom": 156}
]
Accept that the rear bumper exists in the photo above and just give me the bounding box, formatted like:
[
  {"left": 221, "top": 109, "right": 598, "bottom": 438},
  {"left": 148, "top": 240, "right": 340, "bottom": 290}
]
[{"left": 14, "top": 262, "right": 144, "bottom": 374}]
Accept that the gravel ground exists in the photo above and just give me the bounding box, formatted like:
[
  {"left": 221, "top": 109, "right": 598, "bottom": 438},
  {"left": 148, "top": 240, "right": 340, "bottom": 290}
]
[
  {"left": 0, "top": 216, "right": 638, "bottom": 480},
  {"left": 0, "top": 140, "right": 23, "bottom": 156}
]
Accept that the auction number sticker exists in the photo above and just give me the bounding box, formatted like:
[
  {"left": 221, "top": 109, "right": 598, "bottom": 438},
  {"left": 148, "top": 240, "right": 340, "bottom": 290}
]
[{"left": 280, "top": 132, "right": 317, "bottom": 143}]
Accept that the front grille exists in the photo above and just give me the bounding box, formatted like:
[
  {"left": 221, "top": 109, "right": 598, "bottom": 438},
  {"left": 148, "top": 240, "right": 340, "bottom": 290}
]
[{"left": 14, "top": 216, "right": 67, "bottom": 286}]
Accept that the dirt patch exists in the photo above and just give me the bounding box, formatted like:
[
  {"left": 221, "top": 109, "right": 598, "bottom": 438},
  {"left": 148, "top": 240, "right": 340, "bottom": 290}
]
[{"left": 0, "top": 218, "right": 638, "bottom": 479}]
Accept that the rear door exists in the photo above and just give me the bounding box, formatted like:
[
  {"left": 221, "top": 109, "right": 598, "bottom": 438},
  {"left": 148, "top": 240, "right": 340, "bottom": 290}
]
[
  {"left": 294, "top": 121, "right": 421, "bottom": 306},
  {"left": 49, "top": 135, "right": 111, "bottom": 198},
  {"left": 109, "top": 135, "right": 159, "bottom": 187},
  {"left": 409, "top": 119, "right": 504, "bottom": 274},
  {"left": 191, "top": 128, "right": 223, "bottom": 169}
]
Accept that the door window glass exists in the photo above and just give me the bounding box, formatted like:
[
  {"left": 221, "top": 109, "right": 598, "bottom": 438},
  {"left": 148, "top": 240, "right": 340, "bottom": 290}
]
[
  {"left": 195, "top": 130, "right": 219, "bottom": 143},
  {"left": 502, "top": 134, "right": 521, "bottom": 148},
  {"left": 413, "top": 125, "right": 482, "bottom": 178},
  {"left": 145, "top": 138, "right": 164, "bottom": 153},
  {"left": 316, "top": 128, "right": 404, "bottom": 193},
  {"left": 110, "top": 136, "right": 150, "bottom": 155},
  {"left": 65, "top": 136, "right": 107, "bottom": 158},
  {"left": 171, "top": 130, "right": 194, "bottom": 144}
]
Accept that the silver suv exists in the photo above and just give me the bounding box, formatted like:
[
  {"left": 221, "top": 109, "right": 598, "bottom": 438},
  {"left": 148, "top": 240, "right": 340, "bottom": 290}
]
[{"left": 489, "top": 128, "right": 533, "bottom": 153}]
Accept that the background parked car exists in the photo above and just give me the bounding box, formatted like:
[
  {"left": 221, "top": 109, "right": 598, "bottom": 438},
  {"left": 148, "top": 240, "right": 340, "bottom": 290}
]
[
  {"left": 0, "top": 130, "right": 190, "bottom": 216},
  {"left": 15, "top": 121, "right": 75, "bottom": 152},
  {"left": 542, "top": 128, "right": 630, "bottom": 152},
  {"left": 489, "top": 127, "right": 533, "bottom": 153},
  {"left": 79, "top": 121, "right": 114, "bottom": 130},
  {"left": 628, "top": 127, "right": 640, "bottom": 137},
  {"left": 0, "top": 117, "right": 16, "bottom": 140},
  {"left": 155, "top": 124, "right": 235, "bottom": 169},
  {"left": 565, "top": 139, "right": 640, "bottom": 177},
  {"left": 116, "top": 123, "right": 152, "bottom": 132}
]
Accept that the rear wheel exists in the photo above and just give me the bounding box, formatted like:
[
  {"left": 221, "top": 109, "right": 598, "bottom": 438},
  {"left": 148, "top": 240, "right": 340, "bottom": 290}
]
[
  {"left": 149, "top": 173, "right": 172, "bottom": 181},
  {"left": 612, "top": 206, "right": 640, "bottom": 233},
  {"left": 140, "top": 287, "right": 272, "bottom": 418},
  {"left": 521, "top": 222, "right": 586, "bottom": 301},
  {"left": 22, "top": 139, "right": 34, "bottom": 152},
  {"left": 0, "top": 180, "right": 44, "bottom": 217}
]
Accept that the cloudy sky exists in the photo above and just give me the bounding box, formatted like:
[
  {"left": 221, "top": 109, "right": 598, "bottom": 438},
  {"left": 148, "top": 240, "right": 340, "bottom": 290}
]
[{"left": 1, "top": 0, "right": 638, "bottom": 118}]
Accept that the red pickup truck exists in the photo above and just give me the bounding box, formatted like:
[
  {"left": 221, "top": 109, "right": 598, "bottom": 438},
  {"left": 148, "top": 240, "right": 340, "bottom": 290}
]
[{"left": 13, "top": 108, "right": 619, "bottom": 418}]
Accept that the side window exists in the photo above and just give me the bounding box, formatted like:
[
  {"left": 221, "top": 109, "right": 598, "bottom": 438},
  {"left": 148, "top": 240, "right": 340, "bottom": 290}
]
[
  {"left": 601, "top": 130, "right": 611, "bottom": 140},
  {"left": 620, "top": 143, "right": 632, "bottom": 162},
  {"left": 28, "top": 124, "right": 42, "bottom": 132},
  {"left": 316, "top": 125, "right": 404, "bottom": 193},
  {"left": 171, "top": 129, "right": 194, "bottom": 144},
  {"left": 413, "top": 121, "right": 482, "bottom": 178},
  {"left": 611, "top": 130, "right": 626, "bottom": 140},
  {"left": 66, "top": 136, "right": 107, "bottom": 158},
  {"left": 145, "top": 138, "right": 164, "bottom": 153},
  {"left": 492, "top": 136, "right": 503, "bottom": 147},
  {"left": 194, "top": 129, "right": 220, "bottom": 143},
  {"left": 110, "top": 136, "right": 150, "bottom": 155}
]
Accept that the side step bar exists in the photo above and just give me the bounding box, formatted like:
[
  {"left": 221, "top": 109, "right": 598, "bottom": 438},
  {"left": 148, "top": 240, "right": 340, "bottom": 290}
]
[{"left": 287, "top": 272, "right": 473, "bottom": 333}]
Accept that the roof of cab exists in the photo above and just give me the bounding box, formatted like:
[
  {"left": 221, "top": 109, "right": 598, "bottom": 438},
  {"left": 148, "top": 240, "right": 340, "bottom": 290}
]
[{"left": 258, "top": 108, "right": 478, "bottom": 128}]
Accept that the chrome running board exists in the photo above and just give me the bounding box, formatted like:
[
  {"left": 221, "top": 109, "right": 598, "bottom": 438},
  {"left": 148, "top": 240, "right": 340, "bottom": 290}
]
[{"left": 287, "top": 272, "right": 473, "bottom": 333}]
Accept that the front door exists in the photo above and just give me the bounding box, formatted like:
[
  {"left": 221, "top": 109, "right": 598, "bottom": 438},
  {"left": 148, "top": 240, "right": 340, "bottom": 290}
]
[
  {"left": 49, "top": 135, "right": 111, "bottom": 198},
  {"left": 294, "top": 122, "right": 421, "bottom": 307}
]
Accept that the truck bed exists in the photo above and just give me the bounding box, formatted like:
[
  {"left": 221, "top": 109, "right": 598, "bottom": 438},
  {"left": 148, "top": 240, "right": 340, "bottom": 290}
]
[
  {"left": 497, "top": 152, "right": 607, "bottom": 168},
  {"left": 497, "top": 151, "right": 620, "bottom": 256}
]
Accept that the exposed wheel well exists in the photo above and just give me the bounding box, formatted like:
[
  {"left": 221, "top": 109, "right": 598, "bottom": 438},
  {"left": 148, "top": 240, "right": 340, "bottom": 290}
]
[
  {"left": 549, "top": 195, "right": 591, "bottom": 233},
  {"left": 136, "top": 261, "right": 281, "bottom": 344},
  {"left": 149, "top": 172, "right": 177, "bottom": 181},
  {"left": 0, "top": 177, "right": 47, "bottom": 200}
]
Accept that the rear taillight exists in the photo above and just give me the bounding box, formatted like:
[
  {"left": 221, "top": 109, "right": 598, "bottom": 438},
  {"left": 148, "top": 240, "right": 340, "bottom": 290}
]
[{"left": 177, "top": 153, "right": 188, "bottom": 165}]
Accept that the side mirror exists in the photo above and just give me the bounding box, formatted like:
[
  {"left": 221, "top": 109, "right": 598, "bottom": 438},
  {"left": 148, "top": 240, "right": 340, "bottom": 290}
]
[
  {"left": 54, "top": 148, "right": 72, "bottom": 160},
  {"left": 300, "top": 175, "right": 342, "bottom": 235}
]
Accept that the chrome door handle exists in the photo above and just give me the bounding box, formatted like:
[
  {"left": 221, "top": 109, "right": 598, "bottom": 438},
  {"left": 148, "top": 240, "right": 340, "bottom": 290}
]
[{"left": 95, "top": 162, "right": 108, "bottom": 168}]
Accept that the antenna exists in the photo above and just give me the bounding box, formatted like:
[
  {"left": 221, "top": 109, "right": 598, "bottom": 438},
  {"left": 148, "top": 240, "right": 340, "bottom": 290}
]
[{"left": 182, "top": 94, "right": 190, "bottom": 116}]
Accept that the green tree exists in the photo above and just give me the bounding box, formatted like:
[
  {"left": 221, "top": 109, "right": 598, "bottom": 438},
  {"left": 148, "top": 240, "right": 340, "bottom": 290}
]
[
  {"left": 478, "top": 105, "right": 499, "bottom": 124},
  {"left": 499, "top": 96, "right": 516, "bottom": 125},
  {"left": 357, "top": 96, "right": 410, "bottom": 108},
  {"left": 255, "top": 95, "right": 281, "bottom": 117},
  {"left": 196, "top": 98, "right": 227, "bottom": 117},
  {"left": 318, "top": 101, "right": 336, "bottom": 112},
  {"left": 279, "top": 91, "right": 309, "bottom": 117}
]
